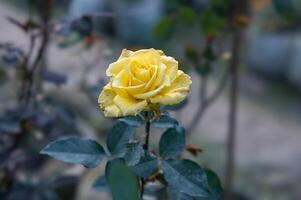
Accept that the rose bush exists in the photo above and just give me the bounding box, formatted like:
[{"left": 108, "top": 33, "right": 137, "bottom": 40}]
[
  {"left": 41, "top": 48, "right": 223, "bottom": 200},
  {"left": 98, "top": 48, "right": 192, "bottom": 117}
]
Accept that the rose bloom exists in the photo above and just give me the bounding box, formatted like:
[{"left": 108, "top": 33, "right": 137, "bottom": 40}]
[{"left": 98, "top": 48, "right": 192, "bottom": 117}]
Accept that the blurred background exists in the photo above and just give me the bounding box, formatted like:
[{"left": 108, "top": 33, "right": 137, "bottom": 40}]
[{"left": 0, "top": 0, "right": 300, "bottom": 199}]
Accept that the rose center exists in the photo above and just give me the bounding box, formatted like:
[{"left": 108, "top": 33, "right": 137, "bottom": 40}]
[{"left": 134, "top": 67, "right": 151, "bottom": 82}]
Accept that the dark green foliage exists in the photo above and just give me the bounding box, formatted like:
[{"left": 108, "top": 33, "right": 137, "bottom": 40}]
[
  {"left": 163, "top": 159, "right": 209, "bottom": 197},
  {"left": 124, "top": 142, "right": 144, "bottom": 166},
  {"left": 40, "top": 110, "right": 223, "bottom": 199},
  {"left": 159, "top": 127, "right": 185, "bottom": 159},
  {"left": 130, "top": 152, "right": 159, "bottom": 178},
  {"left": 204, "top": 169, "right": 223, "bottom": 195},
  {"left": 178, "top": 6, "right": 197, "bottom": 25},
  {"left": 119, "top": 115, "right": 144, "bottom": 127},
  {"left": 106, "top": 159, "right": 140, "bottom": 200},
  {"left": 199, "top": 10, "right": 226, "bottom": 36},
  {"left": 153, "top": 16, "right": 175, "bottom": 41},
  {"left": 153, "top": 114, "right": 179, "bottom": 129},
  {"left": 106, "top": 122, "right": 135, "bottom": 157},
  {"left": 8, "top": 0, "right": 226, "bottom": 198},
  {"left": 40, "top": 137, "right": 106, "bottom": 168}
]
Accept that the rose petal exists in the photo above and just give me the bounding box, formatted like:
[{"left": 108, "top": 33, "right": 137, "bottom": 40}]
[
  {"left": 144, "top": 65, "right": 158, "bottom": 90},
  {"left": 124, "top": 64, "right": 145, "bottom": 86},
  {"left": 99, "top": 48, "right": 192, "bottom": 117},
  {"left": 131, "top": 48, "right": 162, "bottom": 58},
  {"left": 98, "top": 83, "right": 122, "bottom": 117},
  {"left": 112, "top": 70, "right": 146, "bottom": 96},
  {"left": 150, "top": 70, "right": 191, "bottom": 105},
  {"left": 134, "top": 67, "right": 151, "bottom": 82},
  {"left": 134, "top": 75, "right": 171, "bottom": 99},
  {"left": 113, "top": 95, "right": 147, "bottom": 116},
  {"left": 119, "top": 49, "right": 133, "bottom": 58},
  {"left": 151, "top": 63, "right": 167, "bottom": 90},
  {"left": 161, "top": 55, "right": 178, "bottom": 82},
  {"left": 106, "top": 58, "right": 129, "bottom": 77}
]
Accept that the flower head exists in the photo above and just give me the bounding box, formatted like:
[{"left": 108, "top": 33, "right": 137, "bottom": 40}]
[{"left": 98, "top": 48, "right": 192, "bottom": 117}]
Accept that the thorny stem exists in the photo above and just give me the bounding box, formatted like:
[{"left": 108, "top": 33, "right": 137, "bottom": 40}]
[
  {"left": 143, "top": 119, "right": 151, "bottom": 151},
  {"left": 140, "top": 112, "right": 151, "bottom": 199}
]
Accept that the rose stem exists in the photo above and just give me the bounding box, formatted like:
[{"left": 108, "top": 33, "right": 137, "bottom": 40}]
[{"left": 141, "top": 111, "right": 151, "bottom": 199}]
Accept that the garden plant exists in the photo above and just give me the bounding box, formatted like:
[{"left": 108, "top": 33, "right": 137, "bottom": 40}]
[
  {"left": 2, "top": 0, "right": 294, "bottom": 199},
  {"left": 41, "top": 48, "right": 223, "bottom": 200}
]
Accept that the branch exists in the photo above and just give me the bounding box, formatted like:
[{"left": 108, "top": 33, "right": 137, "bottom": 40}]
[
  {"left": 140, "top": 112, "right": 151, "bottom": 199},
  {"left": 224, "top": 29, "right": 242, "bottom": 200},
  {"left": 186, "top": 68, "right": 229, "bottom": 134},
  {"left": 224, "top": 0, "right": 249, "bottom": 197},
  {"left": 18, "top": 33, "right": 37, "bottom": 102},
  {"left": 23, "top": 8, "right": 51, "bottom": 106},
  {"left": 186, "top": 76, "right": 207, "bottom": 134}
]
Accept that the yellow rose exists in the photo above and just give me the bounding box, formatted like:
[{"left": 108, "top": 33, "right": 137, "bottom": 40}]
[{"left": 98, "top": 48, "right": 192, "bottom": 117}]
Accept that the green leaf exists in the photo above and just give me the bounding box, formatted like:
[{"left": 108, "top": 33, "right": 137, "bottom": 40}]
[
  {"left": 153, "top": 114, "right": 179, "bottom": 129},
  {"left": 93, "top": 175, "right": 109, "bottom": 192},
  {"left": 153, "top": 16, "right": 175, "bottom": 40},
  {"left": 106, "top": 122, "right": 135, "bottom": 157},
  {"left": 200, "top": 10, "right": 226, "bottom": 36},
  {"left": 159, "top": 127, "right": 185, "bottom": 159},
  {"left": 205, "top": 169, "right": 223, "bottom": 195},
  {"left": 118, "top": 115, "right": 144, "bottom": 127},
  {"left": 40, "top": 137, "right": 106, "bottom": 168},
  {"left": 163, "top": 159, "right": 209, "bottom": 197},
  {"left": 131, "top": 153, "right": 159, "bottom": 178},
  {"left": 106, "top": 159, "right": 140, "bottom": 200},
  {"left": 178, "top": 6, "right": 197, "bottom": 25},
  {"left": 124, "top": 143, "right": 144, "bottom": 166}
]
